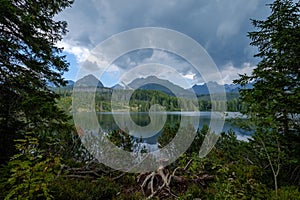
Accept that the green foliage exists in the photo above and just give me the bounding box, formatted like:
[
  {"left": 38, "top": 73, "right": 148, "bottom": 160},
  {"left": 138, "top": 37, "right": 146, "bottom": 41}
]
[
  {"left": 234, "top": 0, "right": 300, "bottom": 135},
  {"left": 107, "top": 129, "right": 135, "bottom": 152},
  {"left": 57, "top": 87, "right": 244, "bottom": 113},
  {"left": 0, "top": 165, "right": 11, "bottom": 199},
  {"left": 178, "top": 184, "right": 203, "bottom": 200},
  {"left": 156, "top": 127, "right": 271, "bottom": 199},
  {"left": 5, "top": 132, "right": 61, "bottom": 200},
  {"left": 186, "top": 124, "right": 208, "bottom": 155},
  {"left": 0, "top": 1, "right": 74, "bottom": 199},
  {"left": 216, "top": 130, "right": 248, "bottom": 162},
  {"left": 186, "top": 131, "right": 268, "bottom": 199},
  {"left": 56, "top": 96, "right": 72, "bottom": 113},
  {"left": 116, "top": 89, "right": 182, "bottom": 112},
  {"left": 0, "top": 0, "right": 73, "bottom": 163},
  {"left": 206, "top": 163, "right": 268, "bottom": 199},
  {"left": 270, "top": 186, "right": 300, "bottom": 199},
  {"left": 50, "top": 176, "right": 120, "bottom": 200},
  {"left": 158, "top": 123, "right": 179, "bottom": 148},
  {"left": 234, "top": 0, "right": 300, "bottom": 196}
]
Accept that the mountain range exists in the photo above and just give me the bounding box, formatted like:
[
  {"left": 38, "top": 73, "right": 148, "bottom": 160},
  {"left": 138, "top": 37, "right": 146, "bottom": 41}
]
[
  {"left": 191, "top": 82, "right": 252, "bottom": 95},
  {"left": 61, "top": 74, "right": 252, "bottom": 95}
]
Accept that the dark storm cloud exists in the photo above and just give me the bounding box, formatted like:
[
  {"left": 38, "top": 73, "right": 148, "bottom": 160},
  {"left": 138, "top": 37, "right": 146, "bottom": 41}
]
[{"left": 57, "top": 0, "right": 273, "bottom": 83}]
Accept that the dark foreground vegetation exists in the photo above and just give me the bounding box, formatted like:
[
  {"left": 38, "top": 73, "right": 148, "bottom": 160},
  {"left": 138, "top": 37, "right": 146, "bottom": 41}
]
[
  {"left": 0, "top": 0, "right": 299, "bottom": 199},
  {"left": 1, "top": 124, "right": 300, "bottom": 199}
]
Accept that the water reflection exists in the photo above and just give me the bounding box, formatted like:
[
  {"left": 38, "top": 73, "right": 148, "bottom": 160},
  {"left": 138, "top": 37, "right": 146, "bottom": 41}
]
[{"left": 97, "top": 112, "right": 250, "bottom": 145}]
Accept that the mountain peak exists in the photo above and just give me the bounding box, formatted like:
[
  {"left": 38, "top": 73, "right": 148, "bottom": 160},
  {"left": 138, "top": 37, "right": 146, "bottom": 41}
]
[
  {"left": 127, "top": 76, "right": 193, "bottom": 97},
  {"left": 82, "top": 74, "right": 98, "bottom": 81},
  {"left": 75, "top": 74, "right": 104, "bottom": 87}
]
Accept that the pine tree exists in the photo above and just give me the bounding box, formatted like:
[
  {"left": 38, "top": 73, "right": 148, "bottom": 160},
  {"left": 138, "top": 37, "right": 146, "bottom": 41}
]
[
  {"left": 1, "top": 0, "right": 75, "bottom": 198},
  {"left": 235, "top": 0, "right": 300, "bottom": 136},
  {"left": 234, "top": 0, "right": 300, "bottom": 192},
  {"left": 0, "top": 0, "right": 73, "bottom": 163}
]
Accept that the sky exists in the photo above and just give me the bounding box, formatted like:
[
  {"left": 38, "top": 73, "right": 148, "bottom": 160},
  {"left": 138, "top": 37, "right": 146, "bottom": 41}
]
[{"left": 56, "top": 0, "right": 273, "bottom": 87}]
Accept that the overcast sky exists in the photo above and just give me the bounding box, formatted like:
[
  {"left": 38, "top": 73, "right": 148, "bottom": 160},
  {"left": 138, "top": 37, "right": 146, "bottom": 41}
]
[{"left": 56, "top": 0, "right": 273, "bottom": 87}]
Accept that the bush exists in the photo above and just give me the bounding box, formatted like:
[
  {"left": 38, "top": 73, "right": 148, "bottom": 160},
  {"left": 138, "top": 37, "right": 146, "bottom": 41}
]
[
  {"left": 269, "top": 186, "right": 300, "bottom": 200},
  {"left": 50, "top": 176, "right": 120, "bottom": 200}
]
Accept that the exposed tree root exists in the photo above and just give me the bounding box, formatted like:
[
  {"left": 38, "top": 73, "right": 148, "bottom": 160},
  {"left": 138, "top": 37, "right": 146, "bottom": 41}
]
[
  {"left": 137, "top": 159, "right": 213, "bottom": 199},
  {"left": 137, "top": 166, "right": 176, "bottom": 199}
]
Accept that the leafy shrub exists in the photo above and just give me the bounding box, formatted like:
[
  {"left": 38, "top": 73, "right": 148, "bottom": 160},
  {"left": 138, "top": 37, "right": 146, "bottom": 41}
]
[
  {"left": 5, "top": 133, "right": 61, "bottom": 200},
  {"left": 50, "top": 176, "right": 120, "bottom": 200},
  {"left": 269, "top": 186, "right": 300, "bottom": 200}
]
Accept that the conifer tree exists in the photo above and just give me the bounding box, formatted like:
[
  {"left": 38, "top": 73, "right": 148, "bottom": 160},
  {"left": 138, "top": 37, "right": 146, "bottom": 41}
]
[
  {"left": 235, "top": 0, "right": 300, "bottom": 191},
  {"left": 0, "top": 0, "right": 73, "bottom": 162}
]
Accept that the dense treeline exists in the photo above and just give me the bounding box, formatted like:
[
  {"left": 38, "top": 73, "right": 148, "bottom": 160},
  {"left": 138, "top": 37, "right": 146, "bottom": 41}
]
[{"left": 54, "top": 87, "right": 245, "bottom": 112}]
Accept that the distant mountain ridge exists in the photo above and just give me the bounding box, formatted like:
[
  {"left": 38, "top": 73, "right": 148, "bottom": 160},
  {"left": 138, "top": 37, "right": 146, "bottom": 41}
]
[
  {"left": 192, "top": 82, "right": 253, "bottom": 95},
  {"left": 117, "top": 76, "right": 252, "bottom": 95},
  {"left": 54, "top": 74, "right": 253, "bottom": 96},
  {"left": 66, "top": 80, "right": 75, "bottom": 86}
]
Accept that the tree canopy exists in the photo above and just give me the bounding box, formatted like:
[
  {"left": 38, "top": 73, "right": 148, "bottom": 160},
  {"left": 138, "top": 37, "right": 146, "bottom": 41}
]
[
  {"left": 0, "top": 0, "right": 73, "bottom": 162},
  {"left": 234, "top": 0, "right": 300, "bottom": 195},
  {"left": 235, "top": 0, "right": 300, "bottom": 136}
]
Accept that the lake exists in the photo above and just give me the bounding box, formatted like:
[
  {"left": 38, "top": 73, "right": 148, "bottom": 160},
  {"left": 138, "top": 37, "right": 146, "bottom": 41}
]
[{"left": 95, "top": 112, "right": 251, "bottom": 148}]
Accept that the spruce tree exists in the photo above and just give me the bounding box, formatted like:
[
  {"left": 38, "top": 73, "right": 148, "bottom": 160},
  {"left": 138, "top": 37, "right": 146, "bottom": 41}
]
[
  {"left": 235, "top": 0, "right": 300, "bottom": 190},
  {"left": 0, "top": 0, "right": 73, "bottom": 162}
]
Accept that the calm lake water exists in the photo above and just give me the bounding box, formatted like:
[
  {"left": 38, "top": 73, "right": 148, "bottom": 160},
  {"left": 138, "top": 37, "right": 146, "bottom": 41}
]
[{"left": 96, "top": 112, "right": 251, "bottom": 146}]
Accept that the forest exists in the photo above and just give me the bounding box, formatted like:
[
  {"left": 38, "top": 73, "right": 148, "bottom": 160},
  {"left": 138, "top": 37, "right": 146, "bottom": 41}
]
[
  {"left": 54, "top": 87, "right": 243, "bottom": 113},
  {"left": 0, "top": 0, "right": 299, "bottom": 199}
]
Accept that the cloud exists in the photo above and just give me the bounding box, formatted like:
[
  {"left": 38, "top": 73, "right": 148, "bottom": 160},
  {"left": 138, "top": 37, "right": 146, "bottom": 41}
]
[
  {"left": 215, "top": 0, "right": 260, "bottom": 40},
  {"left": 56, "top": 40, "right": 90, "bottom": 63},
  {"left": 220, "top": 62, "right": 256, "bottom": 84},
  {"left": 56, "top": 0, "right": 270, "bottom": 83},
  {"left": 78, "top": 46, "right": 255, "bottom": 86},
  {"left": 183, "top": 74, "right": 195, "bottom": 80},
  {"left": 114, "top": 49, "right": 201, "bottom": 83}
]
